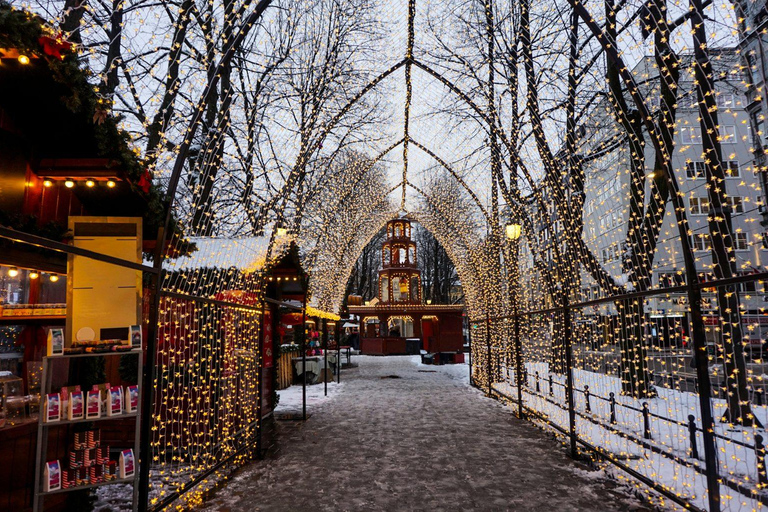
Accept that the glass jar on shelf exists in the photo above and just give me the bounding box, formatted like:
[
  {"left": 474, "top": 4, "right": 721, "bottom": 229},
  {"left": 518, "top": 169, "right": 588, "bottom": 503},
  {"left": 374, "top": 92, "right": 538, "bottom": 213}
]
[{"left": 0, "top": 372, "right": 26, "bottom": 425}]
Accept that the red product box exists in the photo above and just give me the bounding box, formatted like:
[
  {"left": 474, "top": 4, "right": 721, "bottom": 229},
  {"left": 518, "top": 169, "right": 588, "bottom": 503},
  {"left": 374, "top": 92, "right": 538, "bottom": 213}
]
[
  {"left": 84, "top": 448, "right": 98, "bottom": 467},
  {"left": 76, "top": 467, "right": 89, "bottom": 486},
  {"left": 62, "top": 469, "right": 72, "bottom": 489},
  {"left": 87, "top": 429, "right": 101, "bottom": 448},
  {"left": 70, "top": 450, "right": 85, "bottom": 469},
  {"left": 89, "top": 464, "right": 103, "bottom": 484},
  {"left": 73, "top": 432, "right": 86, "bottom": 450}
]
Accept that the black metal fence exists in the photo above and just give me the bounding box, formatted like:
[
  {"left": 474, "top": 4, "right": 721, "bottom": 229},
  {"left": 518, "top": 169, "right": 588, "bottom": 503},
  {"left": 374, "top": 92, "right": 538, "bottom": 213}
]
[{"left": 470, "top": 274, "right": 768, "bottom": 512}]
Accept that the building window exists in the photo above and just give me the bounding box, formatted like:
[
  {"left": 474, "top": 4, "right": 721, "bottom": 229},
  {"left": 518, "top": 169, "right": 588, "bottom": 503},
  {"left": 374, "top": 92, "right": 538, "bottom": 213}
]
[
  {"left": 679, "top": 93, "right": 697, "bottom": 109},
  {"left": 681, "top": 126, "right": 701, "bottom": 144},
  {"left": 721, "top": 125, "right": 737, "bottom": 144},
  {"left": 734, "top": 232, "right": 748, "bottom": 250},
  {"left": 686, "top": 161, "right": 706, "bottom": 178},
  {"left": 724, "top": 160, "right": 739, "bottom": 178},
  {"left": 747, "top": 52, "right": 761, "bottom": 85},
  {"left": 690, "top": 197, "right": 710, "bottom": 215},
  {"left": 659, "top": 272, "right": 685, "bottom": 288},
  {"left": 716, "top": 93, "right": 735, "bottom": 109},
  {"left": 726, "top": 196, "right": 744, "bottom": 214},
  {"left": 692, "top": 233, "right": 712, "bottom": 251},
  {"left": 752, "top": 114, "right": 767, "bottom": 152},
  {"left": 740, "top": 276, "right": 757, "bottom": 293}
]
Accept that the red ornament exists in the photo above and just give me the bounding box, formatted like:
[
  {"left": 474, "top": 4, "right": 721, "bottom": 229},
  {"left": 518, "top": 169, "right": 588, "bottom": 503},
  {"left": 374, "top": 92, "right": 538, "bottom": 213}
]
[
  {"left": 38, "top": 34, "right": 73, "bottom": 60},
  {"left": 137, "top": 170, "right": 152, "bottom": 194}
]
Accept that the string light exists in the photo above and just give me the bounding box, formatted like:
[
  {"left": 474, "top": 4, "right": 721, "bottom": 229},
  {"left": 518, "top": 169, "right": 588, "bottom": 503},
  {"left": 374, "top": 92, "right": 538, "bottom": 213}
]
[{"left": 11, "top": 0, "right": 768, "bottom": 508}]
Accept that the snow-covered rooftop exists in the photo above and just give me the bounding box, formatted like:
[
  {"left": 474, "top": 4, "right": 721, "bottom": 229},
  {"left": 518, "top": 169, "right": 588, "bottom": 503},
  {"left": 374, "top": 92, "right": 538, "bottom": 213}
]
[{"left": 164, "top": 231, "right": 296, "bottom": 273}]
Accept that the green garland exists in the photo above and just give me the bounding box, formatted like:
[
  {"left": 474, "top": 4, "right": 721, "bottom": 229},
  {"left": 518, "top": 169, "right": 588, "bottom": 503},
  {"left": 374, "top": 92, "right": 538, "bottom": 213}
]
[{"left": 0, "top": 2, "right": 193, "bottom": 257}]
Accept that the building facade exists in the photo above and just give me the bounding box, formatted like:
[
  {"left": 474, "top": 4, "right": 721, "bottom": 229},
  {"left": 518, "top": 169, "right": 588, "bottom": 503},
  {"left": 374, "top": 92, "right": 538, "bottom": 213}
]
[{"left": 576, "top": 50, "right": 768, "bottom": 347}]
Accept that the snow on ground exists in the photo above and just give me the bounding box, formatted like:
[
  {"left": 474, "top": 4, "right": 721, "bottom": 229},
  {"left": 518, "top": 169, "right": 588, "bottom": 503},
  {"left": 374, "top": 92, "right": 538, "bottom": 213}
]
[
  {"left": 493, "top": 362, "right": 768, "bottom": 512},
  {"left": 199, "top": 355, "right": 651, "bottom": 512},
  {"left": 275, "top": 374, "right": 344, "bottom": 414}
]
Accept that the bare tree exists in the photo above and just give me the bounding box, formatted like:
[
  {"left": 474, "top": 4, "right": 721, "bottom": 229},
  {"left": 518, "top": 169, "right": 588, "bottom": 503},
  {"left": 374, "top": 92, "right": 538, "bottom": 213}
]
[{"left": 415, "top": 225, "right": 461, "bottom": 304}]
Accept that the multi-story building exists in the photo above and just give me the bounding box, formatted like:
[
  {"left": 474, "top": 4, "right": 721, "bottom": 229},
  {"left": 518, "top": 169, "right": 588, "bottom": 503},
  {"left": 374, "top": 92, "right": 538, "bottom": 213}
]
[
  {"left": 733, "top": 1, "right": 768, "bottom": 230},
  {"left": 578, "top": 50, "right": 768, "bottom": 347}
]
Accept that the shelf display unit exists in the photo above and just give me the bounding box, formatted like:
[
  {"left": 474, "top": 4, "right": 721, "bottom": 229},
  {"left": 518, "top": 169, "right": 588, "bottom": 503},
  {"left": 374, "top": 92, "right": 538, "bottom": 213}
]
[{"left": 32, "top": 350, "right": 142, "bottom": 512}]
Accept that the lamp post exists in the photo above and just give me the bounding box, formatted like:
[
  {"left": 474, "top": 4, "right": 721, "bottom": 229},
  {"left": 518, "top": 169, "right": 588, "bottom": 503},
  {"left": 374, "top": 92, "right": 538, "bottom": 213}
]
[{"left": 505, "top": 221, "right": 525, "bottom": 418}]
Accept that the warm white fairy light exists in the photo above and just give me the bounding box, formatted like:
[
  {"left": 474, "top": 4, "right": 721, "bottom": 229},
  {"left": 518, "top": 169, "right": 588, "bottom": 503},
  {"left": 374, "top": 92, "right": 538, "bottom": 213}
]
[{"left": 7, "top": 0, "right": 768, "bottom": 508}]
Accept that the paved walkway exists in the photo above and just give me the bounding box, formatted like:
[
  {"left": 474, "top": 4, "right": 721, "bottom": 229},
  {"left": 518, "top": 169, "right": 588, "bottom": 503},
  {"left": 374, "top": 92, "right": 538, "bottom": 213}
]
[{"left": 200, "top": 356, "right": 648, "bottom": 512}]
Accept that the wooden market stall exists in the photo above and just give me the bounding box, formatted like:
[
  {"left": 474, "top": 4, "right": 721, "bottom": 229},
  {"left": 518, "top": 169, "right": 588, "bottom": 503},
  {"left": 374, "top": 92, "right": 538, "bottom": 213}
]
[
  {"left": 0, "top": 7, "right": 185, "bottom": 509},
  {"left": 348, "top": 217, "right": 465, "bottom": 359}
]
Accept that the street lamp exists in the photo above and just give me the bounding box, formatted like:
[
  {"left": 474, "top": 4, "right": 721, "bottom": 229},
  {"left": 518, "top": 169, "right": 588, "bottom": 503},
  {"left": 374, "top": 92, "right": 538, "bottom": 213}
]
[{"left": 505, "top": 223, "right": 522, "bottom": 241}]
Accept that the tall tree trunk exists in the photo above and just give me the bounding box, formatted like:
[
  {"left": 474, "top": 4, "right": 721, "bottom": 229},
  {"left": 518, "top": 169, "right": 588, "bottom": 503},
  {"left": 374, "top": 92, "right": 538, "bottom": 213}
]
[
  {"left": 689, "top": 0, "right": 757, "bottom": 426},
  {"left": 103, "top": 0, "right": 123, "bottom": 101},
  {"left": 605, "top": 0, "right": 655, "bottom": 397},
  {"left": 59, "top": 0, "right": 87, "bottom": 44}
]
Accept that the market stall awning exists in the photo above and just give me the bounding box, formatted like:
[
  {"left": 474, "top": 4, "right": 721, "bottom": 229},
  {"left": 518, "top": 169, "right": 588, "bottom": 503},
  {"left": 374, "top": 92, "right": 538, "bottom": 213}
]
[{"left": 305, "top": 306, "right": 340, "bottom": 321}]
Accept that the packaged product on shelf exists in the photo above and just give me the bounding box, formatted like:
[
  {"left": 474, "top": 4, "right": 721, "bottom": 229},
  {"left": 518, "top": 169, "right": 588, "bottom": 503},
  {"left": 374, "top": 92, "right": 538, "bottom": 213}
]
[
  {"left": 125, "top": 385, "right": 138, "bottom": 413},
  {"left": 86, "top": 390, "right": 101, "bottom": 419},
  {"left": 97, "top": 445, "right": 109, "bottom": 464},
  {"left": 44, "top": 460, "right": 61, "bottom": 492},
  {"left": 108, "top": 386, "right": 123, "bottom": 416},
  {"left": 104, "top": 461, "right": 117, "bottom": 481},
  {"left": 46, "top": 328, "right": 64, "bottom": 356},
  {"left": 84, "top": 447, "right": 97, "bottom": 467},
  {"left": 44, "top": 393, "right": 60, "bottom": 423},
  {"left": 73, "top": 432, "right": 86, "bottom": 450},
  {"left": 87, "top": 429, "right": 100, "bottom": 448},
  {"left": 93, "top": 383, "right": 110, "bottom": 414},
  {"left": 130, "top": 324, "right": 142, "bottom": 349},
  {"left": 119, "top": 449, "right": 135, "bottom": 479},
  {"left": 67, "top": 390, "right": 84, "bottom": 420},
  {"left": 62, "top": 468, "right": 74, "bottom": 489},
  {"left": 70, "top": 449, "right": 85, "bottom": 469},
  {"left": 76, "top": 466, "right": 89, "bottom": 486},
  {"left": 89, "top": 464, "right": 103, "bottom": 484}
]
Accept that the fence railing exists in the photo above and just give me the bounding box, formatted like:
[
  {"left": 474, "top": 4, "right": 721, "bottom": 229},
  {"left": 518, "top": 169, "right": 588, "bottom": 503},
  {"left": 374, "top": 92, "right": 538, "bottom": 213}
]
[{"left": 469, "top": 275, "right": 768, "bottom": 512}]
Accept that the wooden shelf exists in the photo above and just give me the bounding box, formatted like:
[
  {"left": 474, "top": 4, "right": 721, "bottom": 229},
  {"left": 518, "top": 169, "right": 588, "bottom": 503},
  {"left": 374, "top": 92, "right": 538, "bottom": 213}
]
[
  {"left": 0, "top": 315, "right": 65, "bottom": 324},
  {"left": 38, "top": 476, "right": 136, "bottom": 496},
  {"left": 42, "top": 412, "right": 138, "bottom": 427},
  {"left": 46, "top": 350, "right": 141, "bottom": 359},
  {"left": 34, "top": 353, "right": 142, "bottom": 511}
]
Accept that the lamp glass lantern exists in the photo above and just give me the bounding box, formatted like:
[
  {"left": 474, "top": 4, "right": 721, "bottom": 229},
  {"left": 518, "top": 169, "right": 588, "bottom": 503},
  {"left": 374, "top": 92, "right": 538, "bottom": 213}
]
[{"left": 505, "top": 223, "right": 522, "bottom": 241}]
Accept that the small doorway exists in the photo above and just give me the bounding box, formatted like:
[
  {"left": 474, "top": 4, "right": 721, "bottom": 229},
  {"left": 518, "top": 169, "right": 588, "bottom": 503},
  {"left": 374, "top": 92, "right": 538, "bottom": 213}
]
[{"left": 421, "top": 316, "right": 439, "bottom": 352}]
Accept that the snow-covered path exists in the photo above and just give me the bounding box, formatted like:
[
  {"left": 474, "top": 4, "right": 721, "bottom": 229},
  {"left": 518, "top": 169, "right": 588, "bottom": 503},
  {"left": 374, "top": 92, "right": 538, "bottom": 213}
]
[{"left": 199, "top": 356, "right": 647, "bottom": 511}]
